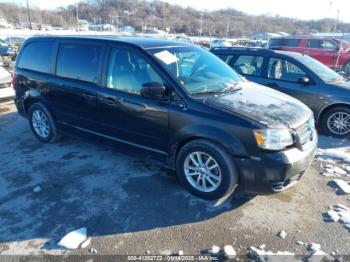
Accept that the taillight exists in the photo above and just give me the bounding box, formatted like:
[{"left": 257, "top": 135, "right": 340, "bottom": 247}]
[{"left": 11, "top": 71, "right": 15, "bottom": 89}]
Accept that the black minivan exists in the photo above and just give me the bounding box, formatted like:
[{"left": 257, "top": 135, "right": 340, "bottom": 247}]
[{"left": 14, "top": 36, "right": 317, "bottom": 200}]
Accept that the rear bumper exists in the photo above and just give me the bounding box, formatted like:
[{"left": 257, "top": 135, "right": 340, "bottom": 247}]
[{"left": 235, "top": 131, "right": 317, "bottom": 194}]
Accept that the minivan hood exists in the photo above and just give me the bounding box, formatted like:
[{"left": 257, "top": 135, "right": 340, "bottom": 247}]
[{"left": 205, "top": 82, "right": 312, "bottom": 129}]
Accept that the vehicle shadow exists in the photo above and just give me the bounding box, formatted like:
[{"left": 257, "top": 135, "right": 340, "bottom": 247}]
[{"left": 0, "top": 109, "right": 255, "bottom": 250}]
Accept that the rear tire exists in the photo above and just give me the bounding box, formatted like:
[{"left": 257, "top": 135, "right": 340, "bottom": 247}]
[
  {"left": 320, "top": 106, "right": 350, "bottom": 138},
  {"left": 28, "top": 103, "right": 59, "bottom": 143},
  {"left": 176, "top": 139, "right": 238, "bottom": 200}
]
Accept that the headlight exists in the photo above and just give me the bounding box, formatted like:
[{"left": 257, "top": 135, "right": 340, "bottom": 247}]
[{"left": 254, "top": 128, "right": 294, "bottom": 151}]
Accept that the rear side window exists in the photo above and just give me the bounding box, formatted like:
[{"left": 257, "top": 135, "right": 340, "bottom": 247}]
[
  {"left": 216, "top": 54, "right": 234, "bottom": 64},
  {"left": 269, "top": 38, "right": 301, "bottom": 47},
  {"left": 18, "top": 41, "right": 54, "bottom": 73},
  {"left": 56, "top": 43, "right": 102, "bottom": 84},
  {"left": 306, "top": 39, "right": 338, "bottom": 50},
  {"left": 232, "top": 55, "right": 264, "bottom": 76}
]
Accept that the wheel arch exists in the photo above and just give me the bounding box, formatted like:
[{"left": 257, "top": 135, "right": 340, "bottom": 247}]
[
  {"left": 317, "top": 102, "right": 350, "bottom": 128},
  {"left": 165, "top": 125, "right": 248, "bottom": 170},
  {"left": 23, "top": 90, "right": 48, "bottom": 115}
]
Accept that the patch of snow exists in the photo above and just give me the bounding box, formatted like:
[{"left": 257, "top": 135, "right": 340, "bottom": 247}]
[
  {"left": 334, "top": 204, "right": 350, "bottom": 211},
  {"left": 178, "top": 250, "right": 184, "bottom": 256},
  {"left": 339, "top": 211, "right": 350, "bottom": 224},
  {"left": 325, "top": 204, "right": 350, "bottom": 232},
  {"left": 146, "top": 251, "right": 151, "bottom": 254},
  {"left": 249, "top": 246, "right": 294, "bottom": 258},
  {"left": 57, "top": 227, "right": 87, "bottom": 250},
  {"left": 332, "top": 179, "right": 350, "bottom": 194},
  {"left": 224, "top": 245, "right": 236, "bottom": 258},
  {"left": 296, "top": 241, "right": 304, "bottom": 245},
  {"left": 259, "top": 244, "right": 266, "bottom": 249},
  {"left": 211, "top": 245, "right": 220, "bottom": 254},
  {"left": 278, "top": 230, "right": 287, "bottom": 239},
  {"left": 317, "top": 148, "right": 350, "bottom": 163},
  {"left": 81, "top": 237, "right": 91, "bottom": 249},
  {"left": 33, "top": 186, "right": 41, "bottom": 193},
  {"left": 327, "top": 210, "right": 340, "bottom": 222},
  {"left": 309, "top": 243, "right": 321, "bottom": 252}
]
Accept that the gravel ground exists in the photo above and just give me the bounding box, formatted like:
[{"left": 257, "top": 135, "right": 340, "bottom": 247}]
[{"left": 0, "top": 102, "right": 350, "bottom": 259}]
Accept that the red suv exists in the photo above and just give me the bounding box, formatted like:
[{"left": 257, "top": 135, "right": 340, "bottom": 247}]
[{"left": 268, "top": 36, "right": 350, "bottom": 75}]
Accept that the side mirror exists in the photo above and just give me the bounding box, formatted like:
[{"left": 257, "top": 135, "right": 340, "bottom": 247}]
[
  {"left": 298, "top": 76, "right": 310, "bottom": 85},
  {"left": 141, "top": 82, "right": 166, "bottom": 100}
]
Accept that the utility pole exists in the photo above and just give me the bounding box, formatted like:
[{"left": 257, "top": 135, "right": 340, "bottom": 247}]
[
  {"left": 333, "top": 9, "right": 340, "bottom": 33},
  {"left": 226, "top": 22, "right": 230, "bottom": 39},
  {"left": 26, "top": 0, "right": 32, "bottom": 30},
  {"left": 76, "top": 4, "right": 79, "bottom": 32},
  {"left": 199, "top": 13, "right": 203, "bottom": 37}
]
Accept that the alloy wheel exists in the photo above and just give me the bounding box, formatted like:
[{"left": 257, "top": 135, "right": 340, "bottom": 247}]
[
  {"left": 327, "top": 111, "right": 350, "bottom": 136},
  {"left": 31, "top": 110, "right": 50, "bottom": 138},
  {"left": 183, "top": 151, "right": 222, "bottom": 193}
]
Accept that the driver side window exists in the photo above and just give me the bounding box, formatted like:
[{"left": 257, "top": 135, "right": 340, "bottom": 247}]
[
  {"left": 107, "top": 48, "right": 163, "bottom": 95},
  {"left": 268, "top": 58, "right": 307, "bottom": 82}
]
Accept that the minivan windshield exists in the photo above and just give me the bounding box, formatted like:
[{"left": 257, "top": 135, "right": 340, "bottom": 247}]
[
  {"left": 149, "top": 46, "right": 243, "bottom": 95},
  {"left": 293, "top": 54, "right": 344, "bottom": 83}
]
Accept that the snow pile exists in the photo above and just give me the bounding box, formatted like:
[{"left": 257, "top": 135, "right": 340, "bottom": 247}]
[
  {"left": 248, "top": 246, "right": 295, "bottom": 261},
  {"left": 224, "top": 245, "right": 236, "bottom": 258},
  {"left": 316, "top": 148, "right": 350, "bottom": 163},
  {"left": 307, "top": 243, "right": 328, "bottom": 257},
  {"left": 211, "top": 245, "right": 220, "bottom": 254},
  {"left": 57, "top": 227, "right": 88, "bottom": 249},
  {"left": 325, "top": 204, "right": 350, "bottom": 232},
  {"left": 278, "top": 230, "right": 287, "bottom": 239},
  {"left": 319, "top": 164, "right": 349, "bottom": 178},
  {"left": 332, "top": 179, "right": 350, "bottom": 194}
]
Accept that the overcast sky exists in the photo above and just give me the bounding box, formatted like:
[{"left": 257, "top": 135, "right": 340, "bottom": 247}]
[{"left": 3, "top": 0, "right": 350, "bottom": 22}]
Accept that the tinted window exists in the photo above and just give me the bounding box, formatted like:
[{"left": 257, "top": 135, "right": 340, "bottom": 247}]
[
  {"left": 233, "top": 55, "right": 264, "bottom": 76},
  {"left": 107, "top": 48, "right": 162, "bottom": 95},
  {"left": 268, "top": 58, "right": 306, "bottom": 82},
  {"left": 217, "top": 54, "right": 234, "bottom": 64},
  {"left": 18, "top": 41, "right": 54, "bottom": 73},
  {"left": 306, "top": 39, "right": 338, "bottom": 50},
  {"left": 269, "top": 38, "right": 301, "bottom": 47},
  {"left": 56, "top": 43, "right": 102, "bottom": 83}
]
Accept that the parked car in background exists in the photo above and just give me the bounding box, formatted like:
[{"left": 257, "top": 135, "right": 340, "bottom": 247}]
[
  {"left": 267, "top": 36, "right": 350, "bottom": 76},
  {"left": 4, "top": 36, "right": 27, "bottom": 52},
  {"left": 0, "top": 66, "right": 14, "bottom": 102},
  {"left": 212, "top": 47, "right": 350, "bottom": 138},
  {"left": 0, "top": 39, "right": 16, "bottom": 67},
  {"left": 14, "top": 36, "right": 316, "bottom": 200}
]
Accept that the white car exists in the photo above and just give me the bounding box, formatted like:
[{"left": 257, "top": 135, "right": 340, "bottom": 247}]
[{"left": 0, "top": 66, "right": 14, "bottom": 102}]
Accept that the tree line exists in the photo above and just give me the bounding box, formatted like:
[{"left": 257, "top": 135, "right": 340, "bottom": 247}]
[{"left": 0, "top": 0, "right": 349, "bottom": 37}]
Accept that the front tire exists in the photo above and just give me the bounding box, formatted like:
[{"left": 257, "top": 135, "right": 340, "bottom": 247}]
[
  {"left": 28, "top": 103, "right": 59, "bottom": 143},
  {"left": 321, "top": 106, "right": 350, "bottom": 138},
  {"left": 176, "top": 139, "right": 238, "bottom": 200}
]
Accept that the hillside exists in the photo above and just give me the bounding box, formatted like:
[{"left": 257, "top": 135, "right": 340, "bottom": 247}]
[{"left": 0, "top": 0, "right": 349, "bottom": 37}]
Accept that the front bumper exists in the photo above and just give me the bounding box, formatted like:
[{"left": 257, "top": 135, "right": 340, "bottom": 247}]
[{"left": 235, "top": 131, "right": 318, "bottom": 194}]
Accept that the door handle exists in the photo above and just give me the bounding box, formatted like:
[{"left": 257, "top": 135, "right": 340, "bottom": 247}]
[
  {"left": 82, "top": 93, "right": 96, "bottom": 100},
  {"left": 100, "top": 96, "right": 120, "bottom": 105}
]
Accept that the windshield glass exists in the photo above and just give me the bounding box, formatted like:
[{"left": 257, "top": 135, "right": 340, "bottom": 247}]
[
  {"left": 149, "top": 46, "right": 243, "bottom": 95},
  {"left": 294, "top": 54, "right": 343, "bottom": 83}
]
